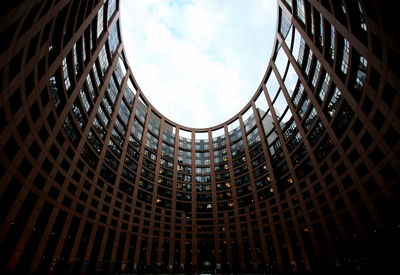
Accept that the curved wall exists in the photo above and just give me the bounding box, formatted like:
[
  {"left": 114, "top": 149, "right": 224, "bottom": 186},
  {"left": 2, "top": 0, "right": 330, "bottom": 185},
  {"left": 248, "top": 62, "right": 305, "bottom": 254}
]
[{"left": 0, "top": 0, "right": 400, "bottom": 274}]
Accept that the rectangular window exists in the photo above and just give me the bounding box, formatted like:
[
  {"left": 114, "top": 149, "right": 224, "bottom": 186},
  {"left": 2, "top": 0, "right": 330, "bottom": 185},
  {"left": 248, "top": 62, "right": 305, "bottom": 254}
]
[
  {"left": 298, "top": 96, "right": 309, "bottom": 118},
  {"left": 303, "top": 107, "right": 317, "bottom": 131},
  {"left": 92, "top": 64, "right": 101, "bottom": 87},
  {"left": 80, "top": 88, "right": 92, "bottom": 112},
  {"left": 107, "top": 77, "right": 118, "bottom": 103},
  {"left": 318, "top": 13, "right": 324, "bottom": 47},
  {"left": 358, "top": 1, "right": 367, "bottom": 31},
  {"left": 114, "top": 61, "right": 124, "bottom": 85},
  {"left": 62, "top": 58, "right": 71, "bottom": 91},
  {"left": 311, "top": 61, "right": 321, "bottom": 87},
  {"left": 73, "top": 44, "right": 80, "bottom": 76},
  {"left": 107, "top": 0, "right": 117, "bottom": 22},
  {"left": 310, "top": 9, "right": 314, "bottom": 36},
  {"left": 329, "top": 24, "right": 335, "bottom": 60},
  {"left": 297, "top": 39, "right": 306, "bottom": 66},
  {"left": 292, "top": 83, "right": 304, "bottom": 107},
  {"left": 341, "top": 38, "right": 349, "bottom": 74},
  {"left": 279, "top": 11, "right": 291, "bottom": 38},
  {"left": 82, "top": 36, "right": 86, "bottom": 61},
  {"left": 318, "top": 73, "right": 330, "bottom": 102},
  {"left": 354, "top": 56, "right": 367, "bottom": 92},
  {"left": 296, "top": 0, "right": 305, "bottom": 24},
  {"left": 115, "top": 118, "right": 126, "bottom": 135},
  {"left": 305, "top": 49, "right": 313, "bottom": 76},
  {"left": 93, "top": 117, "right": 106, "bottom": 139},
  {"left": 108, "top": 24, "right": 119, "bottom": 57},
  {"left": 98, "top": 46, "right": 109, "bottom": 77},
  {"left": 97, "top": 6, "right": 104, "bottom": 39},
  {"left": 118, "top": 100, "right": 130, "bottom": 125},
  {"left": 98, "top": 105, "right": 109, "bottom": 126},
  {"left": 71, "top": 100, "right": 87, "bottom": 129},
  {"left": 102, "top": 95, "right": 113, "bottom": 114},
  {"left": 325, "top": 87, "right": 342, "bottom": 118},
  {"left": 124, "top": 85, "right": 135, "bottom": 108},
  {"left": 132, "top": 118, "right": 143, "bottom": 141}
]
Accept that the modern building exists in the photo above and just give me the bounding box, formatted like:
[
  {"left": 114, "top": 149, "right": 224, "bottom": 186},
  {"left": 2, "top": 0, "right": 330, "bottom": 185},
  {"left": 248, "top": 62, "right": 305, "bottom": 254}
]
[{"left": 0, "top": 0, "right": 399, "bottom": 274}]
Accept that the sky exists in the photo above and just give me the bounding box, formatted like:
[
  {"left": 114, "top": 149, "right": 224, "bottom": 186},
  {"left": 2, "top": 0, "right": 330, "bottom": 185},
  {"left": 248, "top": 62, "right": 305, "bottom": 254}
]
[{"left": 120, "top": 0, "right": 277, "bottom": 128}]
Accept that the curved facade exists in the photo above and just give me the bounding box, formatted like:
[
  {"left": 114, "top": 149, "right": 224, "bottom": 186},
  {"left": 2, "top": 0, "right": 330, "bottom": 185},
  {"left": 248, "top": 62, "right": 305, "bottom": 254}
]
[{"left": 1, "top": 0, "right": 400, "bottom": 274}]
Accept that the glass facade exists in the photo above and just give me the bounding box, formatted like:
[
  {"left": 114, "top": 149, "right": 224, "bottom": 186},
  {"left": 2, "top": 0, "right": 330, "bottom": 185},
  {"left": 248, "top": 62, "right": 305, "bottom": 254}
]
[{"left": 0, "top": 0, "right": 399, "bottom": 274}]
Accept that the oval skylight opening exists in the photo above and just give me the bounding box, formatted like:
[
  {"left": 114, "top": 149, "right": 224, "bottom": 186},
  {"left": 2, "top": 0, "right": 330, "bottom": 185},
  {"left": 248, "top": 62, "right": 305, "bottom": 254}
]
[{"left": 120, "top": 0, "right": 277, "bottom": 128}]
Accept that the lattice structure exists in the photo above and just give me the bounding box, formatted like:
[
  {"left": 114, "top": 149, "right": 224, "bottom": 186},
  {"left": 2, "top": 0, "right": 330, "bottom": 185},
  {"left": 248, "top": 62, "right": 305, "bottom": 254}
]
[{"left": 0, "top": 0, "right": 399, "bottom": 273}]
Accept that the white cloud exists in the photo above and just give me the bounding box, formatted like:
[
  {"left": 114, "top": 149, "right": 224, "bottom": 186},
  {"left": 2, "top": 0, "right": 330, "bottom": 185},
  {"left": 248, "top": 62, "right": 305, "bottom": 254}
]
[{"left": 120, "top": 0, "right": 277, "bottom": 128}]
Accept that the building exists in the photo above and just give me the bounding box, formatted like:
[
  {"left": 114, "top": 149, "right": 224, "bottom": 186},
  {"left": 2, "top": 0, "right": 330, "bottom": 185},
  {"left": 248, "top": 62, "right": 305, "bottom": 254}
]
[{"left": 0, "top": 0, "right": 399, "bottom": 273}]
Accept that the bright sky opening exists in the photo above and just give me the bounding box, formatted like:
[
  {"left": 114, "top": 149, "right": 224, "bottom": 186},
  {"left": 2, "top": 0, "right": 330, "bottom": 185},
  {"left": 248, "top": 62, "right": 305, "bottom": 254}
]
[{"left": 120, "top": 0, "right": 277, "bottom": 128}]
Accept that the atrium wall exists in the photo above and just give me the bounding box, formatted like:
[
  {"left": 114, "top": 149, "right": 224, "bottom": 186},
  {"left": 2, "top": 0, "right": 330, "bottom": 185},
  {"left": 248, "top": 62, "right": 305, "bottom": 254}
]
[{"left": 0, "top": 0, "right": 399, "bottom": 274}]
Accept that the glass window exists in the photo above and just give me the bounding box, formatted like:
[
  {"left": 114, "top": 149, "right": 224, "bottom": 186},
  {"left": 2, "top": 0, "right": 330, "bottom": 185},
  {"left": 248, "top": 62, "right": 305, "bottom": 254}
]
[
  {"left": 131, "top": 118, "right": 143, "bottom": 141},
  {"left": 304, "top": 49, "right": 313, "bottom": 76},
  {"left": 97, "top": 6, "right": 104, "bottom": 38},
  {"left": 86, "top": 73, "right": 97, "bottom": 99},
  {"left": 118, "top": 100, "right": 130, "bottom": 125},
  {"left": 297, "top": 38, "right": 306, "bottom": 66},
  {"left": 266, "top": 71, "right": 280, "bottom": 100},
  {"left": 162, "top": 142, "right": 175, "bottom": 160},
  {"left": 114, "top": 58, "right": 125, "bottom": 85},
  {"left": 73, "top": 44, "right": 81, "bottom": 76},
  {"left": 178, "top": 149, "right": 191, "bottom": 165},
  {"left": 303, "top": 107, "right": 317, "bottom": 131},
  {"left": 88, "top": 130, "right": 103, "bottom": 153},
  {"left": 107, "top": 77, "right": 118, "bottom": 103},
  {"left": 148, "top": 111, "right": 161, "bottom": 136},
  {"left": 280, "top": 10, "right": 291, "bottom": 38},
  {"left": 80, "top": 88, "right": 92, "bottom": 112},
  {"left": 329, "top": 24, "right": 335, "bottom": 60},
  {"left": 97, "top": 105, "right": 109, "bottom": 126},
  {"left": 255, "top": 90, "right": 269, "bottom": 115},
  {"left": 341, "top": 38, "right": 350, "bottom": 74},
  {"left": 292, "top": 83, "right": 304, "bottom": 107},
  {"left": 247, "top": 128, "right": 261, "bottom": 148},
  {"left": 92, "top": 63, "right": 101, "bottom": 87},
  {"left": 98, "top": 46, "right": 109, "bottom": 77},
  {"left": 262, "top": 113, "right": 275, "bottom": 138},
  {"left": 124, "top": 79, "right": 136, "bottom": 108},
  {"left": 63, "top": 115, "right": 80, "bottom": 145},
  {"left": 107, "top": 0, "right": 116, "bottom": 22},
  {"left": 357, "top": 0, "right": 367, "bottom": 31},
  {"left": 231, "top": 139, "right": 244, "bottom": 157},
  {"left": 163, "top": 122, "right": 176, "bottom": 144},
  {"left": 93, "top": 117, "right": 106, "bottom": 139},
  {"left": 296, "top": 0, "right": 305, "bottom": 24},
  {"left": 135, "top": 97, "right": 148, "bottom": 124},
  {"left": 243, "top": 109, "right": 256, "bottom": 132},
  {"left": 212, "top": 128, "right": 226, "bottom": 149},
  {"left": 284, "top": 63, "right": 298, "bottom": 96},
  {"left": 355, "top": 56, "right": 367, "bottom": 91},
  {"left": 71, "top": 99, "right": 87, "bottom": 129},
  {"left": 108, "top": 24, "right": 120, "bottom": 56},
  {"left": 228, "top": 119, "right": 242, "bottom": 142},
  {"left": 318, "top": 13, "right": 324, "bottom": 47},
  {"left": 275, "top": 45, "right": 289, "bottom": 78},
  {"left": 298, "top": 96, "right": 310, "bottom": 118},
  {"left": 62, "top": 58, "right": 71, "bottom": 91},
  {"left": 102, "top": 95, "right": 113, "bottom": 114},
  {"left": 115, "top": 118, "right": 126, "bottom": 135},
  {"left": 311, "top": 60, "right": 321, "bottom": 88},
  {"left": 273, "top": 92, "right": 288, "bottom": 119},
  {"left": 325, "top": 87, "right": 342, "bottom": 118},
  {"left": 318, "top": 73, "right": 330, "bottom": 102},
  {"left": 108, "top": 139, "right": 121, "bottom": 157},
  {"left": 145, "top": 132, "right": 158, "bottom": 151}
]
